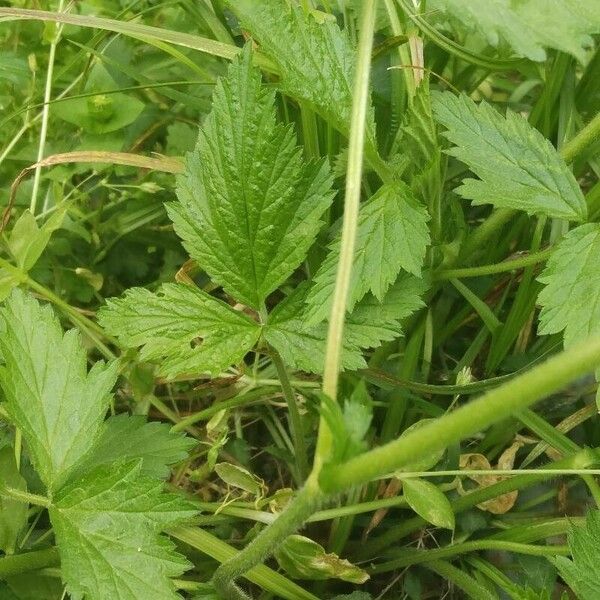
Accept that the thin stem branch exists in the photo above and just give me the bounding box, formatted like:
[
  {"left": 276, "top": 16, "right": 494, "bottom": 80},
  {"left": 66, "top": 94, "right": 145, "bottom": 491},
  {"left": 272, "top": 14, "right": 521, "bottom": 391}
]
[
  {"left": 435, "top": 247, "right": 554, "bottom": 280},
  {"left": 372, "top": 540, "right": 569, "bottom": 573},
  {"left": 271, "top": 350, "right": 308, "bottom": 483},
  {"left": 30, "top": 0, "right": 66, "bottom": 214}
]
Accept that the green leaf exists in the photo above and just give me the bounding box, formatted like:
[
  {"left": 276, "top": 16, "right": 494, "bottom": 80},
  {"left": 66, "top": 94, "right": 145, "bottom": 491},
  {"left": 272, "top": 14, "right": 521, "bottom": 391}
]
[
  {"left": 402, "top": 477, "right": 455, "bottom": 530},
  {"left": 0, "top": 270, "right": 21, "bottom": 302},
  {"left": 214, "top": 462, "right": 266, "bottom": 497},
  {"left": 0, "top": 290, "right": 118, "bottom": 491},
  {"left": 99, "top": 283, "right": 261, "bottom": 379},
  {"left": 538, "top": 224, "right": 600, "bottom": 347},
  {"left": 264, "top": 283, "right": 365, "bottom": 374},
  {"left": 552, "top": 509, "right": 600, "bottom": 600},
  {"left": 0, "top": 446, "right": 28, "bottom": 554},
  {"left": 73, "top": 415, "right": 196, "bottom": 479},
  {"left": 53, "top": 93, "right": 144, "bottom": 134},
  {"left": 306, "top": 183, "right": 430, "bottom": 324},
  {"left": 226, "top": 0, "right": 366, "bottom": 136},
  {"left": 171, "top": 46, "right": 333, "bottom": 310},
  {"left": 429, "top": 0, "right": 600, "bottom": 62},
  {"left": 2, "top": 573, "right": 64, "bottom": 600},
  {"left": 7, "top": 206, "right": 67, "bottom": 271},
  {"left": 344, "top": 273, "right": 428, "bottom": 349},
  {"left": 275, "top": 535, "right": 369, "bottom": 583},
  {"left": 432, "top": 92, "right": 587, "bottom": 221},
  {"left": 49, "top": 460, "right": 196, "bottom": 600}
]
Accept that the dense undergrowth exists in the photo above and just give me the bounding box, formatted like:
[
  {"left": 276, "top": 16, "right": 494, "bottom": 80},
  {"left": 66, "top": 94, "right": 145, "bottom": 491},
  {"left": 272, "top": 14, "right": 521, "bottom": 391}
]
[{"left": 1, "top": 1, "right": 600, "bottom": 599}]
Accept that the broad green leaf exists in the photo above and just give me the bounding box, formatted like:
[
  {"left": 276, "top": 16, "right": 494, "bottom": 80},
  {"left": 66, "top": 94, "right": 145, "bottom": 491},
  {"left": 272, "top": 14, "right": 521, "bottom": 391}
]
[
  {"left": 99, "top": 283, "right": 261, "bottom": 379},
  {"left": 552, "top": 510, "right": 600, "bottom": 600},
  {"left": 432, "top": 92, "right": 587, "bottom": 221},
  {"left": 171, "top": 46, "right": 334, "bottom": 309},
  {"left": 2, "top": 573, "right": 64, "bottom": 600},
  {"left": 53, "top": 93, "right": 144, "bottom": 134},
  {"left": 538, "top": 224, "right": 600, "bottom": 346},
  {"left": 264, "top": 283, "right": 365, "bottom": 374},
  {"left": 0, "top": 446, "right": 28, "bottom": 553},
  {"left": 0, "top": 290, "right": 118, "bottom": 491},
  {"left": 73, "top": 415, "right": 196, "bottom": 479},
  {"left": 344, "top": 273, "right": 427, "bottom": 349},
  {"left": 429, "top": 0, "right": 600, "bottom": 62},
  {"left": 402, "top": 477, "right": 455, "bottom": 530},
  {"left": 306, "top": 183, "right": 430, "bottom": 324},
  {"left": 8, "top": 206, "right": 67, "bottom": 271},
  {"left": 227, "top": 0, "right": 367, "bottom": 137},
  {"left": 275, "top": 535, "right": 369, "bottom": 583},
  {"left": 0, "top": 270, "right": 21, "bottom": 302},
  {"left": 50, "top": 460, "right": 196, "bottom": 600},
  {"left": 214, "top": 463, "right": 266, "bottom": 497}
]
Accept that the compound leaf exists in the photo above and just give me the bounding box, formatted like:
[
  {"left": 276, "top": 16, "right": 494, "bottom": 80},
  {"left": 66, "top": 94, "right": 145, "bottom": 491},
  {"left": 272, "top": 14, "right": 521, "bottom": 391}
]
[
  {"left": 50, "top": 460, "right": 196, "bottom": 600},
  {"left": 552, "top": 510, "right": 600, "bottom": 600},
  {"left": 73, "top": 415, "right": 196, "bottom": 479},
  {"left": 432, "top": 92, "right": 587, "bottom": 221},
  {"left": 429, "top": 0, "right": 600, "bottom": 62},
  {"left": 306, "top": 183, "right": 429, "bottom": 324},
  {"left": 172, "top": 46, "right": 333, "bottom": 310},
  {"left": 0, "top": 290, "right": 118, "bottom": 491},
  {"left": 538, "top": 224, "right": 600, "bottom": 346},
  {"left": 99, "top": 283, "right": 261, "bottom": 379}
]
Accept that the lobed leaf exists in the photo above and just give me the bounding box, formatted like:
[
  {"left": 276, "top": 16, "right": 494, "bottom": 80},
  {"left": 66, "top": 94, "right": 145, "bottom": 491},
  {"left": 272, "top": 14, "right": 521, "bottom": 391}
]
[
  {"left": 306, "top": 183, "right": 430, "bottom": 324},
  {"left": 432, "top": 92, "right": 587, "bottom": 221},
  {"left": 538, "top": 224, "right": 600, "bottom": 346},
  {"left": 99, "top": 283, "right": 261, "bottom": 379},
  {"left": 0, "top": 290, "right": 118, "bottom": 491},
  {"left": 552, "top": 510, "right": 600, "bottom": 600},
  {"left": 172, "top": 45, "right": 334, "bottom": 310},
  {"left": 50, "top": 460, "right": 196, "bottom": 600}
]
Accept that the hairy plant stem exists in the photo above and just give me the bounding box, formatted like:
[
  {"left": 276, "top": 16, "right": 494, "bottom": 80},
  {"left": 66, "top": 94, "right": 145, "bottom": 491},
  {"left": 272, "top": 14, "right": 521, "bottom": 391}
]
[
  {"left": 0, "top": 485, "right": 51, "bottom": 508},
  {"left": 319, "top": 335, "right": 600, "bottom": 491},
  {"left": 212, "top": 480, "right": 324, "bottom": 600},
  {"left": 271, "top": 350, "right": 308, "bottom": 484},
  {"left": 561, "top": 110, "right": 600, "bottom": 163}
]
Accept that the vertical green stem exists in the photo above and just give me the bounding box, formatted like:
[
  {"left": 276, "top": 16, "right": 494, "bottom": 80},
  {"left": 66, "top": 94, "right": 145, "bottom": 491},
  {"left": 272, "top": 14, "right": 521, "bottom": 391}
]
[
  {"left": 316, "top": 0, "right": 378, "bottom": 472},
  {"left": 271, "top": 349, "right": 308, "bottom": 484},
  {"left": 212, "top": 3, "right": 379, "bottom": 597},
  {"left": 30, "top": 0, "right": 65, "bottom": 214},
  {"left": 561, "top": 110, "right": 600, "bottom": 163}
]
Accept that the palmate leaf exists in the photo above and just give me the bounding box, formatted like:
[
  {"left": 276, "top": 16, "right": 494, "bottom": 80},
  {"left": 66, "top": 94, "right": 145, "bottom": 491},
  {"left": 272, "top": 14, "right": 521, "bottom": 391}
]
[
  {"left": 538, "top": 224, "right": 600, "bottom": 347},
  {"left": 429, "top": 0, "right": 600, "bottom": 62},
  {"left": 552, "top": 510, "right": 600, "bottom": 600},
  {"left": 306, "top": 183, "right": 430, "bottom": 324},
  {"left": 432, "top": 92, "right": 587, "bottom": 221},
  {"left": 227, "top": 0, "right": 369, "bottom": 137},
  {"left": 0, "top": 290, "right": 118, "bottom": 491},
  {"left": 99, "top": 283, "right": 261, "bottom": 379},
  {"left": 50, "top": 460, "right": 197, "bottom": 600},
  {"left": 172, "top": 45, "right": 334, "bottom": 310}
]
